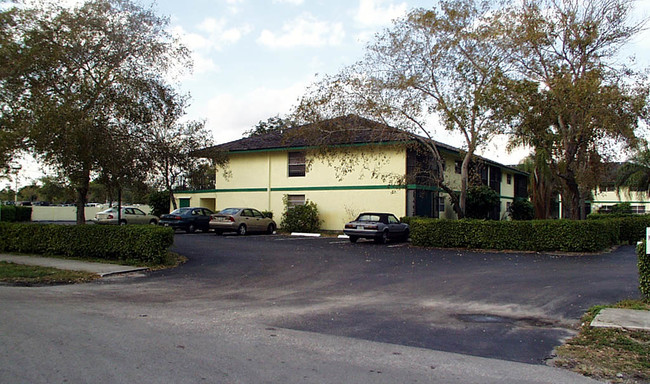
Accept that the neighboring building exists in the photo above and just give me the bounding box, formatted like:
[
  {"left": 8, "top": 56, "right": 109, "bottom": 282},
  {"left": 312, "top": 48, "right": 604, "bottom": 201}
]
[
  {"left": 177, "top": 115, "right": 528, "bottom": 231},
  {"left": 590, "top": 162, "right": 650, "bottom": 214}
]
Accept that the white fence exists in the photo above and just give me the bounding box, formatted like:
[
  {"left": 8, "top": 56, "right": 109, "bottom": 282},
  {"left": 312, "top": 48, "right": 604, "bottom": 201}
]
[{"left": 31, "top": 206, "right": 105, "bottom": 222}]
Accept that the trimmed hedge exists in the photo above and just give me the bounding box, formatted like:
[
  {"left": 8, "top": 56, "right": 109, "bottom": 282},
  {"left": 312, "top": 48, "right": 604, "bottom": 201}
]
[
  {"left": 0, "top": 223, "right": 174, "bottom": 265},
  {"left": 588, "top": 214, "right": 650, "bottom": 244},
  {"left": 637, "top": 241, "right": 650, "bottom": 298},
  {"left": 0, "top": 206, "right": 32, "bottom": 222},
  {"left": 410, "top": 218, "right": 619, "bottom": 252}
]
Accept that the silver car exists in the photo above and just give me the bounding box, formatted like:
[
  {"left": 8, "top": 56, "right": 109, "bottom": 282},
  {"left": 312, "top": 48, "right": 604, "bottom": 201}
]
[
  {"left": 210, "top": 208, "right": 276, "bottom": 235},
  {"left": 344, "top": 212, "right": 409, "bottom": 243},
  {"left": 94, "top": 206, "right": 159, "bottom": 225}
]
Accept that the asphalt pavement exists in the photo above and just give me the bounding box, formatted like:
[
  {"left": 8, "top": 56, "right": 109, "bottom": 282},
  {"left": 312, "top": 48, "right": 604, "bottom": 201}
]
[{"left": 1, "top": 234, "right": 647, "bottom": 383}]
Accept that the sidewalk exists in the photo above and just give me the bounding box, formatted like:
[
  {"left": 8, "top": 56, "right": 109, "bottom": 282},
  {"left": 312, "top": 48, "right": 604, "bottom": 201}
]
[
  {"left": 0, "top": 254, "right": 147, "bottom": 277},
  {"left": 591, "top": 308, "right": 650, "bottom": 331}
]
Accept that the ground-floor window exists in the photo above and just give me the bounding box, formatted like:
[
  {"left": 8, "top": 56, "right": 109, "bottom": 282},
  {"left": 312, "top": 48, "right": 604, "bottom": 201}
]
[
  {"left": 286, "top": 194, "right": 306, "bottom": 207},
  {"left": 632, "top": 205, "right": 646, "bottom": 214}
]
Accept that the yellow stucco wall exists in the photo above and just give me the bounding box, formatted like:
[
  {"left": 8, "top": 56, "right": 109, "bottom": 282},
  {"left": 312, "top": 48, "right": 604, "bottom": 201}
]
[
  {"left": 189, "top": 145, "right": 408, "bottom": 230},
  {"left": 175, "top": 144, "right": 527, "bottom": 228},
  {"left": 592, "top": 189, "right": 650, "bottom": 213}
]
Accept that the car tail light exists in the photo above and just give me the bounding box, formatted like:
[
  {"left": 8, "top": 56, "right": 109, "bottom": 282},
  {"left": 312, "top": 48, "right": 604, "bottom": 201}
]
[
  {"left": 228, "top": 216, "right": 235, "bottom": 222},
  {"left": 174, "top": 216, "right": 182, "bottom": 220},
  {"left": 107, "top": 214, "right": 114, "bottom": 219},
  {"left": 366, "top": 225, "right": 378, "bottom": 230},
  {"left": 345, "top": 224, "right": 354, "bottom": 229}
]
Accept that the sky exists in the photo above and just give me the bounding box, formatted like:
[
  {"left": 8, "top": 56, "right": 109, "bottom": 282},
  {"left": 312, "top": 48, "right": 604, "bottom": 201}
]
[{"left": 5, "top": 0, "right": 650, "bottom": 190}]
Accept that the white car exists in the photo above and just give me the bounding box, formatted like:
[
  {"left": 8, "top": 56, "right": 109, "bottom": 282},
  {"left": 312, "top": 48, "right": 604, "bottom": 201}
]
[{"left": 94, "top": 206, "right": 159, "bottom": 225}]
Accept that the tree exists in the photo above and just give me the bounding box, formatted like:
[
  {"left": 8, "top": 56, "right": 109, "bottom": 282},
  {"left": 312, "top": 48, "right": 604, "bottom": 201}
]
[
  {"left": 145, "top": 84, "right": 214, "bottom": 210},
  {"left": 615, "top": 148, "right": 650, "bottom": 196},
  {"left": 38, "top": 176, "right": 74, "bottom": 203},
  {"left": 294, "top": 0, "right": 510, "bottom": 218},
  {"left": 2, "top": 0, "right": 189, "bottom": 224},
  {"left": 496, "top": 0, "right": 649, "bottom": 219},
  {"left": 517, "top": 153, "right": 557, "bottom": 219},
  {"left": 0, "top": 7, "right": 28, "bottom": 172},
  {"left": 244, "top": 116, "right": 294, "bottom": 138}
]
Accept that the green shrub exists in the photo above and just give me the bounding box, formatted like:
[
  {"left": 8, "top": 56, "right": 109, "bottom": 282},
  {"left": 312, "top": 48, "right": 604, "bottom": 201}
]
[
  {"left": 0, "top": 206, "right": 31, "bottom": 222},
  {"left": 465, "top": 185, "right": 500, "bottom": 219},
  {"left": 410, "top": 218, "right": 619, "bottom": 252},
  {"left": 147, "top": 191, "right": 170, "bottom": 217},
  {"left": 637, "top": 241, "right": 650, "bottom": 298},
  {"left": 281, "top": 199, "right": 322, "bottom": 233},
  {"left": 0, "top": 223, "right": 174, "bottom": 265},
  {"left": 588, "top": 214, "right": 650, "bottom": 244},
  {"left": 610, "top": 202, "right": 632, "bottom": 215},
  {"left": 509, "top": 199, "right": 534, "bottom": 220}
]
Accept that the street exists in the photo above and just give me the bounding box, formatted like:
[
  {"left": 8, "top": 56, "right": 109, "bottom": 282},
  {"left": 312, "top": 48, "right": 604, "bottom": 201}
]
[{"left": 0, "top": 233, "right": 640, "bottom": 383}]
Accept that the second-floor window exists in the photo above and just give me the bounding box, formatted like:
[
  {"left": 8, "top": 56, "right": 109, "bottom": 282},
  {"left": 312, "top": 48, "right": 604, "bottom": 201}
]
[{"left": 288, "top": 151, "right": 306, "bottom": 177}]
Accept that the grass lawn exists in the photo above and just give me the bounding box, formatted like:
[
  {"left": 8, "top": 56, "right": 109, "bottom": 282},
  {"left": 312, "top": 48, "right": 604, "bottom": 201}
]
[
  {"left": 0, "top": 261, "right": 99, "bottom": 285},
  {"left": 554, "top": 300, "right": 650, "bottom": 384}
]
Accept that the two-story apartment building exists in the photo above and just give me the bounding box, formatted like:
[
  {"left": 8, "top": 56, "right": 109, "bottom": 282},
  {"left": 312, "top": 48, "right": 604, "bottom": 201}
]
[{"left": 177, "top": 115, "right": 528, "bottom": 230}]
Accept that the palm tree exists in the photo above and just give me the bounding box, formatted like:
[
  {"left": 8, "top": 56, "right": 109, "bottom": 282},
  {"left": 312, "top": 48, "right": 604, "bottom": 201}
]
[
  {"left": 519, "top": 151, "right": 556, "bottom": 219},
  {"left": 616, "top": 148, "right": 650, "bottom": 196}
]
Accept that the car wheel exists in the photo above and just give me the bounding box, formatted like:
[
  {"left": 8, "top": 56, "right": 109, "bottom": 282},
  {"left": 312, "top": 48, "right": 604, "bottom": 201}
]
[
  {"left": 186, "top": 224, "right": 196, "bottom": 234},
  {"left": 214, "top": 230, "right": 223, "bottom": 236},
  {"left": 149, "top": 219, "right": 157, "bottom": 225},
  {"left": 237, "top": 224, "right": 247, "bottom": 236},
  {"left": 374, "top": 230, "right": 388, "bottom": 244},
  {"left": 349, "top": 235, "right": 359, "bottom": 243},
  {"left": 266, "top": 223, "right": 275, "bottom": 235},
  {"left": 119, "top": 220, "right": 127, "bottom": 226}
]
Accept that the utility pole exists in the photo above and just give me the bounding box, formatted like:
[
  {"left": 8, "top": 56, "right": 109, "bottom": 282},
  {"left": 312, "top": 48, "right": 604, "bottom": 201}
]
[{"left": 11, "top": 165, "right": 21, "bottom": 204}]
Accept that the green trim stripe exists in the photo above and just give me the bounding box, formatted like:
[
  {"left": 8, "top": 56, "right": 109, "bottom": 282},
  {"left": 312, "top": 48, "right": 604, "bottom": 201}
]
[
  {"left": 226, "top": 140, "right": 405, "bottom": 154},
  {"left": 589, "top": 200, "right": 650, "bottom": 204},
  {"left": 175, "top": 184, "right": 520, "bottom": 201}
]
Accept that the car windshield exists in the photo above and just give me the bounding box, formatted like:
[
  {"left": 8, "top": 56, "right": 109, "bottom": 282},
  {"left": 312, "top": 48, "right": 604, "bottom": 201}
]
[
  {"left": 170, "top": 208, "right": 191, "bottom": 215},
  {"left": 356, "top": 214, "right": 381, "bottom": 222},
  {"left": 219, "top": 208, "right": 241, "bottom": 215}
]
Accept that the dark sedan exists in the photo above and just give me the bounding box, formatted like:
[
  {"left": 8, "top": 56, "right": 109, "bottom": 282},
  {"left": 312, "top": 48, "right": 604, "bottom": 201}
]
[
  {"left": 159, "top": 207, "right": 214, "bottom": 233},
  {"left": 344, "top": 212, "right": 409, "bottom": 243}
]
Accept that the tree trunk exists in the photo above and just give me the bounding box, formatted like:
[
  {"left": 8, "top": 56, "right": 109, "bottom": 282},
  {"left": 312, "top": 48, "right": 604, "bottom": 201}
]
[
  {"left": 169, "top": 189, "right": 177, "bottom": 210},
  {"left": 562, "top": 178, "right": 582, "bottom": 220},
  {"left": 458, "top": 152, "right": 473, "bottom": 219},
  {"left": 74, "top": 181, "right": 89, "bottom": 225},
  {"left": 117, "top": 187, "right": 122, "bottom": 224}
]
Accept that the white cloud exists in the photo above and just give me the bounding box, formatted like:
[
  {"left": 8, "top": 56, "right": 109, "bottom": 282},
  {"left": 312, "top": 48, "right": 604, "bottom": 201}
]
[
  {"left": 202, "top": 82, "right": 309, "bottom": 143},
  {"left": 171, "top": 19, "right": 251, "bottom": 75},
  {"left": 257, "top": 13, "right": 345, "bottom": 49},
  {"left": 354, "top": 0, "right": 407, "bottom": 28}
]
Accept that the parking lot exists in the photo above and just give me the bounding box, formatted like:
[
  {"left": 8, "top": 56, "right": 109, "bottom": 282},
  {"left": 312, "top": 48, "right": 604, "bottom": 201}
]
[
  {"left": 1, "top": 231, "right": 639, "bottom": 383},
  {"left": 160, "top": 233, "right": 640, "bottom": 364}
]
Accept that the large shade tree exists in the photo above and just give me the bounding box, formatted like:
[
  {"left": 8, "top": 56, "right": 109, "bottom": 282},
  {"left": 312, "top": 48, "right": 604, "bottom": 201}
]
[
  {"left": 495, "top": 0, "right": 649, "bottom": 219},
  {"left": 144, "top": 84, "right": 214, "bottom": 210},
  {"left": 294, "top": 0, "right": 511, "bottom": 218},
  {"left": 1, "top": 0, "right": 189, "bottom": 223}
]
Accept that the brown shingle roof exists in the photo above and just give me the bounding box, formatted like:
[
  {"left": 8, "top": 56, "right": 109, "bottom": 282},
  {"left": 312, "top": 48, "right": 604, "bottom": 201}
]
[
  {"left": 191, "top": 115, "right": 410, "bottom": 157},
  {"left": 192, "top": 114, "right": 527, "bottom": 175}
]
